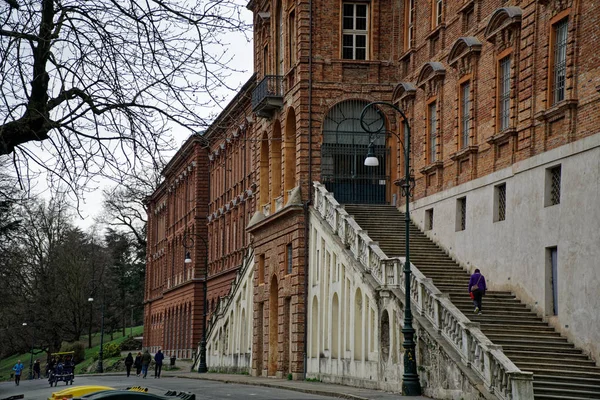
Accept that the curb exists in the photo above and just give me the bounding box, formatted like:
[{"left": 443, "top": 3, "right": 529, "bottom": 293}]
[{"left": 175, "top": 374, "right": 370, "bottom": 400}]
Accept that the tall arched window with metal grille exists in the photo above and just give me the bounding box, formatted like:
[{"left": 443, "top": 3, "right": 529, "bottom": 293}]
[{"left": 321, "top": 99, "right": 387, "bottom": 204}]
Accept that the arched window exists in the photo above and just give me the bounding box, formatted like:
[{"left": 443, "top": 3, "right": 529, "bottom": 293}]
[
  {"left": 321, "top": 100, "right": 386, "bottom": 204},
  {"left": 271, "top": 121, "right": 282, "bottom": 205},
  {"left": 260, "top": 133, "right": 270, "bottom": 206},
  {"left": 353, "top": 288, "right": 363, "bottom": 361},
  {"left": 284, "top": 108, "right": 297, "bottom": 197}
]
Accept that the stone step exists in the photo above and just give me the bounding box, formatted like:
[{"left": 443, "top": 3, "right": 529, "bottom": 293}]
[
  {"left": 504, "top": 349, "right": 586, "bottom": 357},
  {"left": 526, "top": 367, "right": 600, "bottom": 379},
  {"left": 502, "top": 344, "right": 583, "bottom": 354},
  {"left": 485, "top": 333, "right": 568, "bottom": 343},
  {"left": 534, "top": 374, "right": 600, "bottom": 389},
  {"left": 533, "top": 386, "right": 600, "bottom": 399},
  {"left": 511, "top": 355, "right": 596, "bottom": 366},
  {"left": 481, "top": 326, "right": 559, "bottom": 335},
  {"left": 518, "top": 362, "right": 600, "bottom": 373},
  {"left": 473, "top": 318, "right": 553, "bottom": 326}
]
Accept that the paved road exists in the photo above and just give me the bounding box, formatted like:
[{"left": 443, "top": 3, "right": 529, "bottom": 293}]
[{"left": 0, "top": 375, "right": 335, "bottom": 400}]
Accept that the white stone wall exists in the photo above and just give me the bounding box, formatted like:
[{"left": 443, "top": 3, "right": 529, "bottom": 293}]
[
  {"left": 411, "top": 133, "right": 600, "bottom": 363},
  {"left": 307, "top": 212, "right": 405, "bottom": 391},
  {"left": 197, "top": 253, "right": 255, "bottom": 373}
]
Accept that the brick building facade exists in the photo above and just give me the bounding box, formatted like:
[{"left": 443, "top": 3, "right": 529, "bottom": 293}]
[
  {"left": 143, "top": 136, "right": 210, "bottom": 358},
  {"left": 148, "top": 0, "right": 600, "bottom": 382}
]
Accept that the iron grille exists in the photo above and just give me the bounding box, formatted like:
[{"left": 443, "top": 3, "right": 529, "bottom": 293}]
[
  {"left": 459, "top": 198, "right": 466, "bottom": 231},
  {"left": 553, "top": 19, "right": 568, "bottom": 105},
  {"left": 498, "top": 184, "right": 506, "bottom": 222},
  {"left": 550, "top": 166, "right": 561, "bottom": 205},
  {"left": 322, "top": 100, "right": 388, "bottom": 204}
]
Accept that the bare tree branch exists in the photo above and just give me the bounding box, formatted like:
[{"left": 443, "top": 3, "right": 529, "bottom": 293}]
[{"left": 0, "top": 0, "right": 250, "bottom": 199}]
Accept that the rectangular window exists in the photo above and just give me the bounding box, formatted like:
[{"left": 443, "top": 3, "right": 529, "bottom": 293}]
[
  {"left": 460, "top": 81, "right": 470, "bottom": 148},
  {"left": 494, "top": 183, "right": 506, "bottom": 222},
  {"left": 432, "top": 0, "right": 443, "bottom": 28},
  {"left": 289, "top": 11, "right": 296, "bottom": 66},
  {"left": 425, "top": 208, "right": 434, "bottom": 230},
  {"left": 404, "top": 0, "right": 415, "bottom": 51},
  {"left": 552, "top": 18, "right": 568, "bottom": 105},
  {"left": 545, "top": 165, "right": 562, "bottom": 206},
  {"left": 427, "top": 101, "right": 437, "bottom": 163},
  {"left": 286, "top": 243, "right": 293, "bottom": 274},
  {"left": 498, "top": 56, "right": 511, "bottom": 131},
  {"left": 456, "top": 197, "right": 466, "bottom": 231},
  {"left": 342, "top": 3, "right": 368, "bottom": 60}
]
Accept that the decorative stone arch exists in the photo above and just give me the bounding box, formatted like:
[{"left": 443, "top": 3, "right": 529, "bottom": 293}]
[
  {"left": 380, "top": 309, "right": 390, "bottom": 363},
  {"left": 268, "top": 274, "right": 279, "bottom": 376},
  {"left": 353, "top": 287, "right": 363, "bottom": 361},
  {"left": 271, "top": 120, "right": 283, "bottom": 206},
  {"left": 283, "top": 107, "right": 297, "bottom": 199},
  {"left": 392, "top": 82, "right": 416, "bottom": 106},
  {"left": 416, "top": 62, "right": 446, "bottom": 97},
  {"left": 331, "top": 293, "right": 340, "bottom": 359},
  {"left": 259, "top": 132, "right": 270, "bottom": 207},
  {"left": 241, "top": 308, "right": 248, "bottom": 353},
  {"left": 484, "top": 7, "right": 522, "bottom": 46},
  {"left": 447, "top": 37, "right": 482, "bottom": 75},
  {"left": 311, "top": 296, "right": 319, "bottom": 358}
]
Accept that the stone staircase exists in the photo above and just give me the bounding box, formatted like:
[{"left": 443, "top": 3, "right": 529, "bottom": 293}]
[{"left": 344, "top": 204, "right": 600, "bottom": 400}]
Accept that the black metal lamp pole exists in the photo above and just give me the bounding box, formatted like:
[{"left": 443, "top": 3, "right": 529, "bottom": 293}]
[
  {"left": 97, "top": 299, "right": 105, "bottom": 373},
  {"left": 183, "top": 230, "right": 209, "bottom": 373},
  {"left": 360, "top": 101, "right": 421, "bottom": 396},
  {"left": 23, "top": 322, "right": 34, "bottom": 380}
]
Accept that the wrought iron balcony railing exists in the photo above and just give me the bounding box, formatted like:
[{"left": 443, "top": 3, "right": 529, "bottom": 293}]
[{"left": 252, "top": 75, "right": 284, "bottom": 117}]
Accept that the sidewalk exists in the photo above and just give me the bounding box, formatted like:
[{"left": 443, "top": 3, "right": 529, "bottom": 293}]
[{"left": 171, "top": 371, "right": 430, "bottom": 400}]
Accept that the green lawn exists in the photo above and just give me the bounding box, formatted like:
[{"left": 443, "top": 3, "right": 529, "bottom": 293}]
[{"left": 0, "top": 325, "right": 144, "bottom": 381}]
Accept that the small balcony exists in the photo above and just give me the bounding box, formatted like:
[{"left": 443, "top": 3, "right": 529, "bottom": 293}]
[{"left": 252, "top": 75, "right": 283, "bottom": 118}]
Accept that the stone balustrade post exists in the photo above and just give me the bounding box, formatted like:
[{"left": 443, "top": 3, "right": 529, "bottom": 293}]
[{"left": 509, "top": 371, "right": 534, "bottom": 400}]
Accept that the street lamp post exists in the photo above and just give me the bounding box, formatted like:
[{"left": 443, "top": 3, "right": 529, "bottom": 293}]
[
  {"left": 89, "top": 296, "right": 105, "bottom": 373},
  {"left": 183, "top": 230, "right": 209, "bottom": 373},
  {"left": 360, "top": 101, "right": 422, "bottom": 396},
  {"left": 22, "top": 322, "right": 34, "bottom": 380}
]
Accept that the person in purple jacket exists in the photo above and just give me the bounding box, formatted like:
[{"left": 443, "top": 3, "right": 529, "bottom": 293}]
[{"left": 468, "top": 268, "right": 487, "bottom": 314}]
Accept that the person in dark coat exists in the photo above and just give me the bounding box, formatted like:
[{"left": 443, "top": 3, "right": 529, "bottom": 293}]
[
  {"left": 154, "top": 349, "right": 164, "bottom": 378},
  {"left": 134, "top": 352, "right": 142, "bottom": 376},
  {"left": 33, "top": 359, "right": 41, "bottom": 379},
  {"left": 141, "top": 350, "right": 152, "bottom": 378},
  {"left": 124, "top": 353, "right": 134, "bottom": 377},
  {"left": 46, "top": 357, "right": 56, "bottom": 378},
  {"left": 468, "top": 268, "right": 487, "bottom": 314}
]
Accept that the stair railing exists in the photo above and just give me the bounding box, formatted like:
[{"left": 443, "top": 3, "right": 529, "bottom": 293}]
[{"left": 313, "top": 182, "right": 534, "bottom": 400}]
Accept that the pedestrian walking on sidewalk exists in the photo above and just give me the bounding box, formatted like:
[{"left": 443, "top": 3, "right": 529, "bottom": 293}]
[
  {"left": 125, "top": 352, "right": 134, "bottom": 377},
  {"left": 12, "top": 360, "right": 24, "bottom": 386},
  {"left": 141, "top": 350, "right": 152, "bottom": 378},
  {"left": 154, "top": 349, "right": 164, "bottom": 378},
  {"left": 469, "top": 268, "right": 487, "bottom": 314},
  {"left": 33, "top": 359, "right": 41, "bottom": 379},
  {"left": 134, "top": 352, "right": 142, "bottom": 376}
]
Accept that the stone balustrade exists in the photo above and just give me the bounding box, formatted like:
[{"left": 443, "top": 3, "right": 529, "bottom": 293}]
[{"left": 313, "top": 182, "right": 534, "bottom": 400}]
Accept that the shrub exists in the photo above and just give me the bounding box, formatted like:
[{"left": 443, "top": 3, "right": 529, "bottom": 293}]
[
  {"left": 60, "top": 342, "right": 86, "bottom": 364},
  {"left": 102, "top": 343, "right": 121, "bottom": 358}
]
